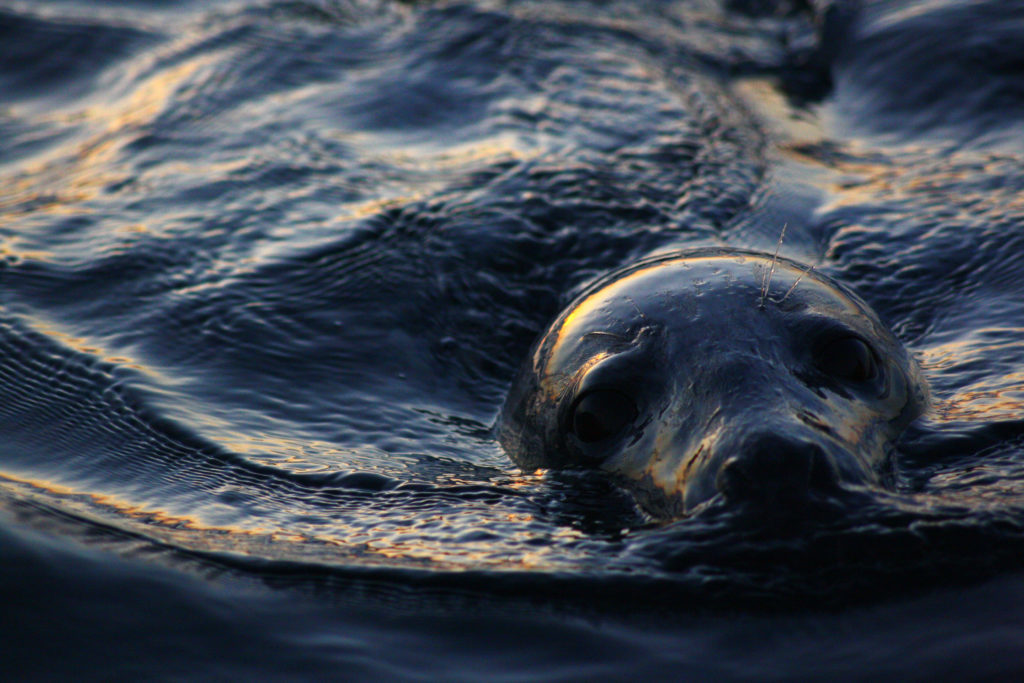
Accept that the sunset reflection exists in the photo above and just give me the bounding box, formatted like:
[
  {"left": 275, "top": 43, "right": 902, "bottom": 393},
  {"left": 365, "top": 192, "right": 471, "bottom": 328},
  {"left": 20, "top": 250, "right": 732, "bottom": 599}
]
[
  {"left": 921, "top": 330, "right": 1024, "bottom": 423},
  {"left": 0, "top": 56, "right": 215, "bottom": 233}
]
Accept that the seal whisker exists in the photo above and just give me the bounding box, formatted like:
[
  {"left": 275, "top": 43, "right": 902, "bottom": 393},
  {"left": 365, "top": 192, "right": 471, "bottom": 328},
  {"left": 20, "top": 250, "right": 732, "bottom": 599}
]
[
  {"left": 582, "top": 331, "right": 631, "bottom": 343},
  {"left": 625, "top": 296, "right": 648, "bottom": 321},
  {"left": 759, "top": 223, "right": 787, "bottom": 310},
  {"left": 779, "top": 263, "right": 815, "bottom": 305}
]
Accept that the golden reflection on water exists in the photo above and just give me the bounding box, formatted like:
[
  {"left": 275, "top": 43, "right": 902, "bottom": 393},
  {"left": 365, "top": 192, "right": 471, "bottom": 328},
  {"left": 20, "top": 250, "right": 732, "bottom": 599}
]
[
  {"left": 387, "top": 133, "right": 532, "bottom": 170},
  {"left": 734, "top": 78, "right": 824, "bottom": 146},
  {"left": 0, "top": 239, "right": 54, "bottom": 263},
  {"left": 798, "top": 140, "right": 1024, "bottom": 222},
  {"left": 0, "top": 56, "right": 216, "bottom": 231},
  {"left": 921, "top": 330, "right": 1024, "bottom": 423},
  {"left": 0, "top": 465, "right": 574, "bottom": 571},
  {"left": 931, "top": 374, "right": 1024, "bottom": 424},
  {"left": 20, "top": 313, "right": 178, "bottom": 384}
]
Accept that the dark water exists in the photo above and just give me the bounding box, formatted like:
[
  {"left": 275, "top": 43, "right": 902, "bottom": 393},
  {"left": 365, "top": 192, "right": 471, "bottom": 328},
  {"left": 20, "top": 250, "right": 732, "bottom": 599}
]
[{"left": 2, "top": 0, "right": 1024, "bottom": 678}]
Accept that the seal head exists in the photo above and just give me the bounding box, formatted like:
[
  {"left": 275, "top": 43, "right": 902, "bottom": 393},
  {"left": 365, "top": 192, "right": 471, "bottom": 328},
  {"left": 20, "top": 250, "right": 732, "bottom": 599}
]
[{"left": 499, "top": 248, "right": 927, "bottom": 518}]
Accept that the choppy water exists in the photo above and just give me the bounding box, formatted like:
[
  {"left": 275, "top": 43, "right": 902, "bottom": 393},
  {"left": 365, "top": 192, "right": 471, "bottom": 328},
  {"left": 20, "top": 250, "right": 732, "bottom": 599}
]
[{"left": 2, "top": 0, "right": 1024, "bottom": 678}]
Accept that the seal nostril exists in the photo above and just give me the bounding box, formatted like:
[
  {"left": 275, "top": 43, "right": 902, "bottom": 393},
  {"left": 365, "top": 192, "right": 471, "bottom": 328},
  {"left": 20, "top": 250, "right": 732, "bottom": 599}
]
[
  {"left": 807, "top": 447, "right": 840, "bottom": 491},
  {"left": 716, "top": 456, "right": 755, "bottom": 499},
  {"left": 715, "top": 433, "right": 838, "bottom": 503}
]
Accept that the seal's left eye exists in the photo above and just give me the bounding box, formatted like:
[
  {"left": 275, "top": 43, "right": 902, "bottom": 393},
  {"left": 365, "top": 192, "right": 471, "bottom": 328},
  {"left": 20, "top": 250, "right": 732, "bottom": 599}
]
[
  {"left": 570, "top": 390, "right": 638, "bottom": 443},
  {"left": 816, "top": 335, "right": 877, "bottom": 382}
]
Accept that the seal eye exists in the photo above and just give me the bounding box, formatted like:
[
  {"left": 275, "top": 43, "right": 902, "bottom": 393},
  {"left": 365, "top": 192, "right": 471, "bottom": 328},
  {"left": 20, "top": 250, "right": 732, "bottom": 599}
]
[
  {"left": 816, "top": 335, "right": 877, "bottom": 382},
  {"left": 569, "top": 390, "right": 638, "bottom": 443}
]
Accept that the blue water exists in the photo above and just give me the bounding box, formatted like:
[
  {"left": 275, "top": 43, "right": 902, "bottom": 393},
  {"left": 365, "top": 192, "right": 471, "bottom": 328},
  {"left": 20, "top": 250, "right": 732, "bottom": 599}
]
[{"left": 2, "top": 0, "right": 1024, "bottom": 678}]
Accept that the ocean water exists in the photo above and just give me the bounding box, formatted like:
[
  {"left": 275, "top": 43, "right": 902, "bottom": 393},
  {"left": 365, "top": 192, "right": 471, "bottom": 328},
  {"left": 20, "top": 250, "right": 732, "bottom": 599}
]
[{"left": 2, "top": 0, "right": 1024, "bottom": 678}]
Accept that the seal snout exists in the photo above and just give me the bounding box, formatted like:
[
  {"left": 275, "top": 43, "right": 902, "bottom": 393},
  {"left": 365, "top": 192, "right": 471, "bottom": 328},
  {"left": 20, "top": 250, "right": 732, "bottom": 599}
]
[{"left": 714, "top": 432, "right": 840, "bottom": 506}]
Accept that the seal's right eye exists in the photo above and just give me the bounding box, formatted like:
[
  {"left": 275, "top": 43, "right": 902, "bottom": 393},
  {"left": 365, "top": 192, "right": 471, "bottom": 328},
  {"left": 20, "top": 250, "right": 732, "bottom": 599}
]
[
  {"left": 815, "top": 335, "right": 878, "bottom": 383},
  {"left": 570, "top": 390, "right": 638, "bottom": 443}
]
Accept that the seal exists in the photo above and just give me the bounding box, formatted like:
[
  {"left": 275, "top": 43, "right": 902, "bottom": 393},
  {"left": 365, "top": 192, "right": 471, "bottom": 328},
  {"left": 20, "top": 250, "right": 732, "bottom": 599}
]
[{"left": 499, "top": 248, "right": 928, "bottom": 517}]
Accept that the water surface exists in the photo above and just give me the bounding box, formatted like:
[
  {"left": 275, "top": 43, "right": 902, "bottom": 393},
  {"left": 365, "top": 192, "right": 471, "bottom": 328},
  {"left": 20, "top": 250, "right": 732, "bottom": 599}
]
[{"left": 2, "top": 0, "right": 1024, "bottom": 678}]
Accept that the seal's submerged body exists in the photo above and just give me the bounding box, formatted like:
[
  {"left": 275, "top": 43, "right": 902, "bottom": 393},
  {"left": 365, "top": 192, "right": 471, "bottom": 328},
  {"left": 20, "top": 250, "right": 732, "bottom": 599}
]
[{"left": 500, "top": 248, "right": 928, "bottom": 518}]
